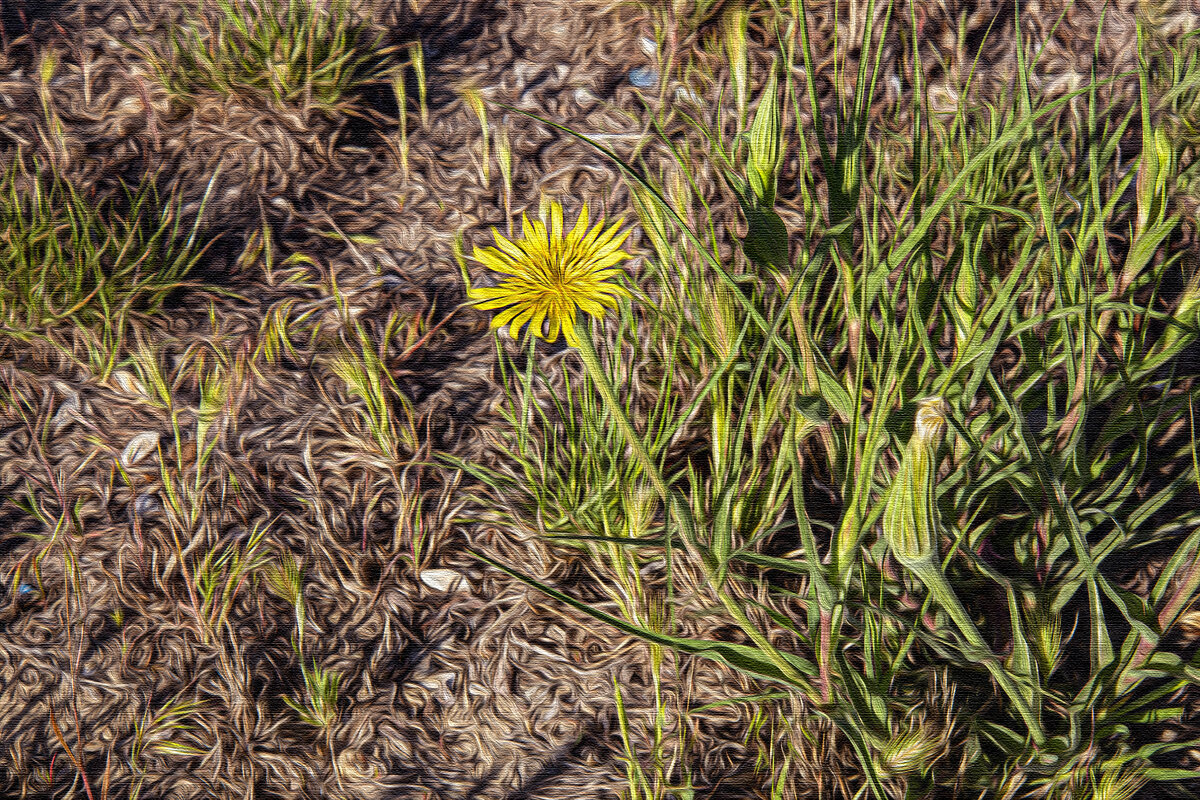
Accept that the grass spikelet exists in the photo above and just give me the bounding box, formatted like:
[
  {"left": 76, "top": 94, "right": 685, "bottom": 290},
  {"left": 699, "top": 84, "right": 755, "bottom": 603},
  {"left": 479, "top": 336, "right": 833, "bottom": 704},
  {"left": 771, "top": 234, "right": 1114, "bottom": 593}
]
[
  {"left": 722, "top": 3, "right": 749, "bottom": 126},
  {"left": 1091, "top": 762, "right": 1149, "bottom": 800},
  {"left": 264, "top": 551, "right": 306, "bottom": 655},
  {"left": 329, "top": 321, "right": 417, "bottom": 459},
  {"left": 461, "top": 86, "right": 490, "bottom": 184},
  {"left": 878, "top": 729, "right": 941, "bottom": 780},
  {"left": 285, "top": 663, "right": 342, "bottom": 729}
]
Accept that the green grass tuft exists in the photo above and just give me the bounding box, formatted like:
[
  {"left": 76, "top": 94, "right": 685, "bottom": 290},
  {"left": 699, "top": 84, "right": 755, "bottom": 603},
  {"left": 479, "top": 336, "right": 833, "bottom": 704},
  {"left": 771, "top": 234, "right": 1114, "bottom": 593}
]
[
  {"left": 143, "top": 0, "right": 401, "bottom": 114},
  {"left": 455, "top": 3, "right": 1200, "bottom": 797},
  {"left": 0, "top": 159, "right": 214, "bottom": 375}
]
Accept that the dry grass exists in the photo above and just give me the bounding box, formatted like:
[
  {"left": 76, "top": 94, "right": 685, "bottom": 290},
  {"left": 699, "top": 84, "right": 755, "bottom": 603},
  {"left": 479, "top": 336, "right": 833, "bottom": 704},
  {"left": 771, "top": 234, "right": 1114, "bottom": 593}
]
[{"left": 0, "top": 1, "right": 1197, "bottom": 799}]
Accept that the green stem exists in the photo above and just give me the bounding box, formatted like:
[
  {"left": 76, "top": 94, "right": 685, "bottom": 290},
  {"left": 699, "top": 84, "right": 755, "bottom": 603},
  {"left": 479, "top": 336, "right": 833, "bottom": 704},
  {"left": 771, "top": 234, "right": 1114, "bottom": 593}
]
[
  {"left": 920, "top": 564, "right": 1046, "bottom": 746},
  {"left": 571, "top": 318, "right": 815, "bottom": 693},
  {"left": 571, "top": 324, "right": 670, "bottom": 501}
]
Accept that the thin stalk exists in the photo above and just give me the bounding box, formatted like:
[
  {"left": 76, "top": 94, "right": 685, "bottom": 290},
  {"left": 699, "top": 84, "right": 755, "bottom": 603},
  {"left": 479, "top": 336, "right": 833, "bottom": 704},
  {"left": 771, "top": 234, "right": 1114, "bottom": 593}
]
[
  {"left": 571, "top": 318, "right": 814, "bottom": 694},
  {"left": 917, "top": 562, "right": 1046, "bottom": 745},
  {"left": 571, "top": 321, "right": 670, "bottom": 502}
]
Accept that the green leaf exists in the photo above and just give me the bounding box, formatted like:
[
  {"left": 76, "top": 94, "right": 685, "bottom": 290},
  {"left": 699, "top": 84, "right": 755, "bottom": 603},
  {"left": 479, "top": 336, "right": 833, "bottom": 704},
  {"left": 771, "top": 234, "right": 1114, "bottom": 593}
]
[
  {"left": 470, "top": 549, "right": 817, "bottom": 688},
  {"left": 741, "top": 202, "right": 790, "bottom": 269},
  {"left": 792, "top": 393, "right": 832, "bottom": 426}
]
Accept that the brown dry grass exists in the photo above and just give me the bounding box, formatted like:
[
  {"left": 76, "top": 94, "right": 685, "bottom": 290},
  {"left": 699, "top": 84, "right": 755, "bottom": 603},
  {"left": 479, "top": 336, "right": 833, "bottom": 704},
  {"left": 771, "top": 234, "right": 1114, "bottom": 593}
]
[{"left": 0, "top": 1, "right": 1195, "bottom": 799}]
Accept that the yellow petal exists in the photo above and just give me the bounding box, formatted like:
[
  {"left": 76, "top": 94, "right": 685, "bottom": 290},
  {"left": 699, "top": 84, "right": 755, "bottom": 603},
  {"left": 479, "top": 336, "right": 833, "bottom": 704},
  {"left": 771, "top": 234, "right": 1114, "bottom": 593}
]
[
  {"left": 544, "top": 313, "right": 562, "bottom": 343},
  {"left": 527, "top": 304, "right": 549, "bottom": 340},
  {"left": 562, "top": 314, "right": 581, "bottom": 348},
  {"left": 569, "top": 203, "right": 590, "bottom": 243},
  {"left": 488, "top": 230, "right": 527, "bottom": 263},
  {"left": 549, "top": 201, "right": 564, "bottom": 242},
  {"left": 507, "top": 303, "right": 541, "bottom": 339},
  {"left": 491, "top": 303, "right": 526, "bottom": 331},
  {"left": 473, "top": 246, "right": 521, "bottom": 274},
  {"left": 581, "top": 251, "right": 631, "bottom": 271},
  {"left": 576, "top": 297, "right": 608, "bottom": 317},
  {"left": 529, "top": 216, "right": 548, "bottom": 246},
  {"left": 518, "top": 213, "right": 537, "bottom": 242},
  {"left": 472, "top": 297, "right": 520, "bottom": 311},
  {"left": 593, "top": 221, "right": 631, "bottom": 253}
]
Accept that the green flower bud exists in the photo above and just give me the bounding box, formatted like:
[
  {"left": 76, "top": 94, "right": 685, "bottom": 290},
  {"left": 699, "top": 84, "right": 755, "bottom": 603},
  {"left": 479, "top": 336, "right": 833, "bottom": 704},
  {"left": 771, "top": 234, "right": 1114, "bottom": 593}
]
[
  {"left": 883, "top": 397, "right": 950, "bottom": 575},
  {"left": 950, "top": 262, "right": 979, "bottom": 348},
  {"left": 746, "top": 68, "right": 781, "bottom": 209},
  {"left": 1136, "top": 126, "right": 1173, "bottom": 231}
]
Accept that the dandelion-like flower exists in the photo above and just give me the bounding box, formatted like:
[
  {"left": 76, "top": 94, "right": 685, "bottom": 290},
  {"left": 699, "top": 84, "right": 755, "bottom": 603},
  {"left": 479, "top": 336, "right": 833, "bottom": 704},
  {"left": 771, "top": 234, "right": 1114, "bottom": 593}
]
[
  {"left": 881, "top": 396, "right": 1047, "bottom": 745},
  {"left": 467, "top": 201, "right": 632, "bottom": 348}
]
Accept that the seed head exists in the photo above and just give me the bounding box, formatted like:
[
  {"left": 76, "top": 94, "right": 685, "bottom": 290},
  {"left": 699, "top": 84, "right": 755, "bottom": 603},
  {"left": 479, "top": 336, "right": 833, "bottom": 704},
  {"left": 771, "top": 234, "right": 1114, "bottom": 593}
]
[{"left": 880, "top": 729, "right": 943, "bottom": 778}]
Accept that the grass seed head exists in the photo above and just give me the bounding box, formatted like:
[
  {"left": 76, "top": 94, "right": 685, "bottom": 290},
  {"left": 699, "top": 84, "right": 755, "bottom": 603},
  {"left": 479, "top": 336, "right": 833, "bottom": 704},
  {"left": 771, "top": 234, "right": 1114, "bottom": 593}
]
[
  {"left": 879, "top": 729, "right": 942, "bottom": 779},
  {"left": 285, "top": 663, "right": 342, "bottom": 729},
  {"left": 1026, "top": 604, "right": 1064, "bottom": 676},
  {"left": 1091, "top": 762, "right": 1149, "bottom": 800},
  {"left": 722, "top": 3, "right": 749, "bottom": 123}
]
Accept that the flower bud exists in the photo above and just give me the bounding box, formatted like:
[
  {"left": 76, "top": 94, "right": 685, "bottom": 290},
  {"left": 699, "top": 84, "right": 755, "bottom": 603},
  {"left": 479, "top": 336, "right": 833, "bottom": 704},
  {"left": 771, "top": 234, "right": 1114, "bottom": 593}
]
[
  {"left": 883, "top": 397, "right": 950, "bottom": 575},
  {"left": 950, "top": 262, "right": 979, "bottom": 348},
  {"left": 1136, "top": 126, "right": 1173, "bottom": 231},
  {"left": 746, "top": 67, "right": 781, "bottom": 209}
]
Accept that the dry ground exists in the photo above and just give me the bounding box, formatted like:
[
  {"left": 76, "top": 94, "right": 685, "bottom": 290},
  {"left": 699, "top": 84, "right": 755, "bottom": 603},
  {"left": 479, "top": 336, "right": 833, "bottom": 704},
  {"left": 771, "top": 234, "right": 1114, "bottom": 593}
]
[{"left": 0, "top": 1, "right": 1195, "bottom": 799}]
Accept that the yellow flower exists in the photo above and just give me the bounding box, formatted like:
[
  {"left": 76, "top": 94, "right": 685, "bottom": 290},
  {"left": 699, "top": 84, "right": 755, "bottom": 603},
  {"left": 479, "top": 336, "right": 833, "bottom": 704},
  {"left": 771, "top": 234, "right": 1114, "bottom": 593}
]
[{"left": 467, "top": 201, "right": 632, "bottom": 347}]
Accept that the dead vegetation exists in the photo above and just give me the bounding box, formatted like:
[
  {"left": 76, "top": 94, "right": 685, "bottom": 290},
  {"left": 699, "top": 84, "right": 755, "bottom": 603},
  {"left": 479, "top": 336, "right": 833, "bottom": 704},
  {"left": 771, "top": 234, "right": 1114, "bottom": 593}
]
[{"left": 0, "top": 1, "right": 1198, "bottom": 799}]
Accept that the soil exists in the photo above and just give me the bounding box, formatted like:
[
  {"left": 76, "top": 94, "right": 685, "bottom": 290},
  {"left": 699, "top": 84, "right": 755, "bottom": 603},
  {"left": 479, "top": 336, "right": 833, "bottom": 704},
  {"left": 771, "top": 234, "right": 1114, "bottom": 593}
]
[{"left": 0, "top": 1, "right": 1191, "bottom": 799}]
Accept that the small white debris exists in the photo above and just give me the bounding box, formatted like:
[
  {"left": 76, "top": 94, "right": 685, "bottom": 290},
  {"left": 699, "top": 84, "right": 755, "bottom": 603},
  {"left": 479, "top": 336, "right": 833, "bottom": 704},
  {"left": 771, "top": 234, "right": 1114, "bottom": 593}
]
[
  {"left": 928, "top": 84, "right": 960, "bottom": 115},
  {"left": 674, "top": 86, "right": 702, "bottom": 106},
  {"left": 133, "top": 493, "right": 160, "bottom": 517},
  {"left": 121, "top": 431, "right": 160, "bottom": 468},
  {"left": 50, "top": 393, "right": 82, "bottom": 433},
  {"left": 336, "top": 748, "right": 381, "bottom": 782},
  {"left": 115, "top": 95, "right": 145, "bottom": 116},
  {"left": 419, "top": 569, "right": 466, "bottom": 593},
  {"left": 629, "top": 67, "right": 659, "bottom": 89},
  {"left": 887, "top": 74, "right": 902, "bottom": 101},
  {"left": 110, "top": 370, "right": 142, "bottom": 396}
]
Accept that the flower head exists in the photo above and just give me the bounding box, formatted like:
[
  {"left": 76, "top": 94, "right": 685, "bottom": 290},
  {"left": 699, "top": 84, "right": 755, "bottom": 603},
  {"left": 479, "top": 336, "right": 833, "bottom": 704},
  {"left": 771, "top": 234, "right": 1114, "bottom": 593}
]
[
  {"left": 879, "top": 729, "right": 943, "bottom": 779},
  {"left": 467, "top": 201, "right": 632, "bottom": 347}
]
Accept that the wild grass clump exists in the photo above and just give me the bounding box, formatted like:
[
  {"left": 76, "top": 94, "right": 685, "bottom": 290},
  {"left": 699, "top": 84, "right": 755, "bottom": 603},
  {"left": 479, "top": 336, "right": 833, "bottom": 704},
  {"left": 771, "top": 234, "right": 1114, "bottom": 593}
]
[
  {"left": 456, "top": 3, "right": 1200, "bottom": 798},
  {"left": 144, "top": 0, "right": 400, "bottom": 115},
  {"left": 0, "top": 158, "right": 214, "bottom": 376}
]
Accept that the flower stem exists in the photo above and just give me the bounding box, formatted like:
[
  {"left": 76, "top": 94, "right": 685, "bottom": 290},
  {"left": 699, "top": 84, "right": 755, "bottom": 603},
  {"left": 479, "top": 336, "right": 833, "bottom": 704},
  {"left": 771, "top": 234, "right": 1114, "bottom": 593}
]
[
  {"left": 571, "top": 319, "right": 815, "bottom": 693},
  {"left": 571, "top": 321, "right": 670, "bottom": 502},
  {"left": 919, "top": 563, "right": 1046, "bottom": 746}
]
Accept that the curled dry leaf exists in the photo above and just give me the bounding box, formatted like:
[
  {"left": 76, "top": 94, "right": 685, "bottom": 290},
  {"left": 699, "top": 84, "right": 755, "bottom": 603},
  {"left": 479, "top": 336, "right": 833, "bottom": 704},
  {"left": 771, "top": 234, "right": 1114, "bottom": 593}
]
[{"left": 120, "top": 431, "right": 161, "bottom": 469}]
